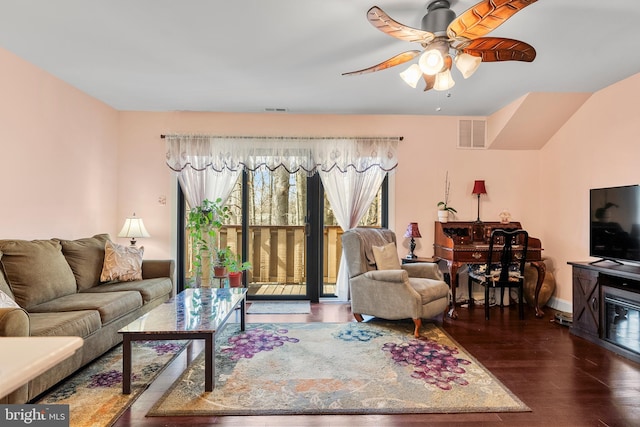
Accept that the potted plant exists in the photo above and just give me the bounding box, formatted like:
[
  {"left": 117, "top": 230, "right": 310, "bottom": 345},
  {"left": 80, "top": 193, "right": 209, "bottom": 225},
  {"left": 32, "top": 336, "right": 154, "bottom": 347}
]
[
  {"left": 186, "top": 198, "right": 230, "bottom": 287},
  {"left": 213, "top": 246, "right": 232, "bottom": 277},
  {"left": 437, "top": 172, "right": 457, "bottom": 223},
  {"left": 224, "top": 252, "right": 252, "bottom": 288}
]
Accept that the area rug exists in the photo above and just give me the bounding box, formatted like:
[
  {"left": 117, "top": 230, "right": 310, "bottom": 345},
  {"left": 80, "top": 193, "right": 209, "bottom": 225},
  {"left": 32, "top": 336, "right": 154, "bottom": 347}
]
[
  {"left": 36, "top": 340, "right": 187, "bottom": 427},
  {"left": 148, "top": 322, "right": 530, "bottom": 416},
  {"left": 246, "top": 300, "right": 311, "bottom": 314}
]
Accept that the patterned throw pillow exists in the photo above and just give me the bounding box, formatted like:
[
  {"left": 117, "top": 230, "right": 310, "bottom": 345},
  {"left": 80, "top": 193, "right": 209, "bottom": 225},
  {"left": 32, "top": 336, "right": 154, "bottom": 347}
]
[
  {"left": 371, "top": 242, "right": 401, "bottom": 270},
  {"left": 100, "top": 240, "right": 144, "bottom": 282},
  {"left": 0, "top": 289, "right": 19, "bottom": 308}
]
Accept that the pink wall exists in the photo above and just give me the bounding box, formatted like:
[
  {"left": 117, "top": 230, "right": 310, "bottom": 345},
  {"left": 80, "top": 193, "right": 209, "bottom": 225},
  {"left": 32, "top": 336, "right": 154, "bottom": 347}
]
[
  {"left": 539, "top": 73, "right": 640, "bottom": 307},
  {"left": 0, "top": 47, "right": 120, "bottom": 240}
]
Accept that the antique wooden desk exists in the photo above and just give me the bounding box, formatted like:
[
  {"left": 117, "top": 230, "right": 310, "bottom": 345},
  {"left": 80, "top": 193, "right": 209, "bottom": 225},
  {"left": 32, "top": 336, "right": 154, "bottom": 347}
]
[{"left": 433, "top": 221, "right": 545, "bottom": 319}]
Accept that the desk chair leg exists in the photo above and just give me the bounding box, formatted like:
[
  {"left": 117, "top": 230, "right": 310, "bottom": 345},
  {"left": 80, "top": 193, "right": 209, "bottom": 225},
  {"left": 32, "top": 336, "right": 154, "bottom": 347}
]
[{"left": 485, "top": 285, "right": 490, "bottom": 320}]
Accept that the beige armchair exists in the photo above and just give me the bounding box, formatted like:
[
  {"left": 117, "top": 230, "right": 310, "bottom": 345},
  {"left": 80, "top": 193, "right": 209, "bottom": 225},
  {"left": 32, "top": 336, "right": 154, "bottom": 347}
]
[{"left": 341, "top": 228, "right": 450, "bottom": 337}]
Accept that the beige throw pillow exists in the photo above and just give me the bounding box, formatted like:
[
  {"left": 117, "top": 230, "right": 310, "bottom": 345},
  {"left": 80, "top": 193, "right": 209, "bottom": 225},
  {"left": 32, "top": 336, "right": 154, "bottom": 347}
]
[
  {"left": 100, "top": 241, "right": 144, "bottom": 282},
  {"left": 372, "top": 242, "right": 401, "bottom": 270}
]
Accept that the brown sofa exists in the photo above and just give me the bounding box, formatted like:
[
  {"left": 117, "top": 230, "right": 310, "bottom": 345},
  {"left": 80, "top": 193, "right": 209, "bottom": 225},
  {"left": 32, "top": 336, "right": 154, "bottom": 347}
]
[{"left": 0, "top": 234, "right": 174, "bottom": 404}]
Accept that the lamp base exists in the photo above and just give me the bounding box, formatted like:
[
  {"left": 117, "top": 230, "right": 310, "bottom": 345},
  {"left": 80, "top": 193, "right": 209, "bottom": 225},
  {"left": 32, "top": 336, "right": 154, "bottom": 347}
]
[{"left": 406, "top": 238, "right": 417, "bottom": 259}]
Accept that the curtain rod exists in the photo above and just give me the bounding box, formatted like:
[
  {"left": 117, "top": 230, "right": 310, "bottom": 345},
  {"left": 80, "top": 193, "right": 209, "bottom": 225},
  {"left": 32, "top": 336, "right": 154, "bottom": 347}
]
[{"left": 160, "top": 134, "right": 403, "bottom": 141}]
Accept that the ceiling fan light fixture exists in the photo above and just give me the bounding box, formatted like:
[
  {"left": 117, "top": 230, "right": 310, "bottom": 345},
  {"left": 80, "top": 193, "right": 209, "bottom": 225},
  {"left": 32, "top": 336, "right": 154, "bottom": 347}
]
[
  {"left": 434, "top": 68, "right": 455, "bottom": 91},
  {"left": 399, "top": 64, "right": 423, "bottom": 88},
  {"left": 419, "top": 48, "right": 445, "bottom": 75},
  {"left": 455, "top": 53, "right": 482, "bottom": 79}
]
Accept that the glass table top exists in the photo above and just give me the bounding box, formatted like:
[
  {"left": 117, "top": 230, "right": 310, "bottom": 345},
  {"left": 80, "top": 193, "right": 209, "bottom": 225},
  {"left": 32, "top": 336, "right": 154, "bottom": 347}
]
[{"left": 119, "top": 287, "right": 246, "bottom": 334}]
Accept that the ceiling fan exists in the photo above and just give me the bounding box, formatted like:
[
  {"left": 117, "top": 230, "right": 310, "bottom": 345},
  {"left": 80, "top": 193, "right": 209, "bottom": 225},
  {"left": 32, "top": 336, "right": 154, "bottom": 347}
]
[{"left": 343, "top": 0, "right": 538, "bottom": 91}]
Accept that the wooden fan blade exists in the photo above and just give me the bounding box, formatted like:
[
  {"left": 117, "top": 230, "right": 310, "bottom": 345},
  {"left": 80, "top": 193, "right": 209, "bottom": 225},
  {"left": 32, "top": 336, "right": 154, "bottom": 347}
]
[
  {"left": 447, "top": 0, "right": 538, "bottom": 41},
  {"left": 423, "top": 73, "right": 435, "bottom": 92},
  {"left": 342, "top": 50, "right": 421, "bottom": 76},
  {"left": 367, "top": 6, "right": 435, "bottom": 44},
  {"left": 459, "top": 37, "right": 536, "bottom": 62}
]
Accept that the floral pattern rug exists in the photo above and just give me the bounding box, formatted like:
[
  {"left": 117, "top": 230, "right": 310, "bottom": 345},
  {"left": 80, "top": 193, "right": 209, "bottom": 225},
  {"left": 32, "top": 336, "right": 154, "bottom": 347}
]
[
  {"left": 148, "top": 321, "right": 530, "bottom": 416},
  {"left": 36, "top": 340, "right": 187, "bottom": 427}
]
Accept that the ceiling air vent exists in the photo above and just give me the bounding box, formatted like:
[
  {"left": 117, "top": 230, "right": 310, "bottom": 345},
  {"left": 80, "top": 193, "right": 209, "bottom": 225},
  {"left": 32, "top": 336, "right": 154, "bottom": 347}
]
[{"left": 458, "top": 119, "right": 486, "bottom": 149}]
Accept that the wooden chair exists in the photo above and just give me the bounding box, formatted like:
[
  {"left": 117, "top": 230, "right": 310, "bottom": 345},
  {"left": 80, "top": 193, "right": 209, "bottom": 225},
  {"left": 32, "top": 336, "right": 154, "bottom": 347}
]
[{"left": 467, "top": 229, "right": 529, "bottom": 320}]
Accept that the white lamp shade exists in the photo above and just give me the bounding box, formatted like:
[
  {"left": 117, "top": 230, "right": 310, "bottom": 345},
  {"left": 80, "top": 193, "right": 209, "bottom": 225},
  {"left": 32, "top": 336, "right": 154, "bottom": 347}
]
[
  {"left": 399, "top": 64, "right": 423, "bottom": 88},
  {"left": 118, "top": 216, "right": 150, "bottom": 238},
  {"left": 434, "top": 69, "right": 455, "bottom": 91},
  {"left": 455, "top": 53, "right": 481, "bottom": 79},
  {"left": 418, "top": 48, "right": 445, "bottom": 76}
]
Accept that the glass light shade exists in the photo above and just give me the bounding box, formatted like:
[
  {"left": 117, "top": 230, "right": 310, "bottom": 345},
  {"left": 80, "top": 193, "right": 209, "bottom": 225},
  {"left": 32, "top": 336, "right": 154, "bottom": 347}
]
[
  {"left": 399, "top": 64, "right": 423, "bottom": 88},
  {"left": 455, "top": 53, "right": 481, "bottom": 79},
  {"left": 118, "top": 215, "right": 150, "bottom": 239},
  {"left": 434, "top": 68, "right": 455, "bottom": 91},
  {"left": 418, "top": 48, "right": 445, "bottom": 76}
]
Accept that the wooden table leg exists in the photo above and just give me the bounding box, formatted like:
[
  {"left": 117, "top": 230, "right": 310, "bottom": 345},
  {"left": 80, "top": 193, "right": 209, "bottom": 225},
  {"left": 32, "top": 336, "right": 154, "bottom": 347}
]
[
  {"left": 531, "top": 261, "right": 547, "bottom": 318},
  {"left": 204, "top": 334, "right": 213, "bottom": 392},
  {"left": 122, "top": 335, "right": 132, "bottom": 395}
]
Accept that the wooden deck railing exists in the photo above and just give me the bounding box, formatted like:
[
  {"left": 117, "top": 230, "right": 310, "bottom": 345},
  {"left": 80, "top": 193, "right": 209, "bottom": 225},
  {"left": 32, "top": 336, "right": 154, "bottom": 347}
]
[{"left": 185, "top": 225, "right": 344, "bottom": 287}]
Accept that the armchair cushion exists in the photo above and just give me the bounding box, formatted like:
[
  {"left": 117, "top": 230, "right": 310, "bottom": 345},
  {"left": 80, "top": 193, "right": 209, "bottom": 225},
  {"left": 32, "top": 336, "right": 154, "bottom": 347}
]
[{"left": 372, "top": 242, "right": 401, "bottom": 270}]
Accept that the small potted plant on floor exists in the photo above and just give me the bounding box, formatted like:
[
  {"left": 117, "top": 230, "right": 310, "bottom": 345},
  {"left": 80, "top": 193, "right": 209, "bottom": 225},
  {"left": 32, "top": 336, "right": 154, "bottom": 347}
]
[
  {"left": 224, "top": 252, "right": 252, "bottom": 288},
  {"left": 213, "top": 246, "right": 232, "bottom": 277},
  {"left": 437, "top": 172, "right": 457, "bottom": 223}
]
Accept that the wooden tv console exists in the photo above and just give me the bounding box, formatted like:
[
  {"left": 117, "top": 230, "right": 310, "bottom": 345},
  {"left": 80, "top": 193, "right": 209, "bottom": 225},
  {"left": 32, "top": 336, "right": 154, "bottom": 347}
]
[{"left": 568, "top": 261, "right": 640, "bottom": 364}]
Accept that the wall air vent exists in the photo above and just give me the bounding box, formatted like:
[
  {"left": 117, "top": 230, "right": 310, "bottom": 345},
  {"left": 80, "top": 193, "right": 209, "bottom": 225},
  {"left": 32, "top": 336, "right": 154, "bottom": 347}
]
[
  {"left": 265, "top": 107, "right": 288, "bottom": 112},
  {"left": 458, "top": 119, "right": 487, "bottom": 149}
]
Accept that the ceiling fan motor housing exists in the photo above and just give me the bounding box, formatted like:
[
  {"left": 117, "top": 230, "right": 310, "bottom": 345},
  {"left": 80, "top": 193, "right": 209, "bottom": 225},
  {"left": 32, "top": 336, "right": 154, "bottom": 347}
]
[{"left": 422, "top": 0, "right": 456, "bottom": 36}]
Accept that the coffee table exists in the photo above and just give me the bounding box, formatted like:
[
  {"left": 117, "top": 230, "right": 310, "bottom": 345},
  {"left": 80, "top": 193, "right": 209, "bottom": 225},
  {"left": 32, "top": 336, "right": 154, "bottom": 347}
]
[{"left": 118, "top": 287, "right": 246, "bottom": 394}]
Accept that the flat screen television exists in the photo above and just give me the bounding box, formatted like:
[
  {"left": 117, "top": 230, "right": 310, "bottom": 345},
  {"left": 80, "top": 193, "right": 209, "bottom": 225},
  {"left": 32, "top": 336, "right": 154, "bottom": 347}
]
[{"left": 590, "top": 185, "right": 640, "bottom": 263}]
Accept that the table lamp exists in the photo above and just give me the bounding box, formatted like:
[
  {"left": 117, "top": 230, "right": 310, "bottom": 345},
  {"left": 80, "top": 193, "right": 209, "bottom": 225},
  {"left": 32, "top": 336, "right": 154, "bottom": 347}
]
[
  {"left": 118, "top": 213, "right": 150, "bottom": 246},
  {"left": 404, "top": 222, "right": 421, "bottom": 259},
  {"left": 472, "top": 180, "right": 487, "bottom": 223}
]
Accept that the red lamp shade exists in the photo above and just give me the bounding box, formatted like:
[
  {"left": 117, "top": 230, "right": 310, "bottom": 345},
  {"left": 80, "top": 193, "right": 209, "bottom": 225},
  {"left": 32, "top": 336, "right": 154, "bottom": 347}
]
[
  {"left": 472, "top": 180, "right": 487, "bottom": 195},
  {"left": 404, "top": 222, "right": 422, "bottom": 239}
]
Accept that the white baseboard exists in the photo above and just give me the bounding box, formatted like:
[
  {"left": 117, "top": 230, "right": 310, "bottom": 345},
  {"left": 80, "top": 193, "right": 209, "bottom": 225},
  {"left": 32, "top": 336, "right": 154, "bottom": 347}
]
[{"left": 546, "top": 296, "right": 571, "bottom": 314}]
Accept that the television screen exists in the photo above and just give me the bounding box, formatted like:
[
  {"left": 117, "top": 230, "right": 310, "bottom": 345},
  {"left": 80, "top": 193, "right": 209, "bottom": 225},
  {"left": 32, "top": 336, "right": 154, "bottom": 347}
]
[{"left": 590, "top": 185, "right": 640, "bottom": 263}]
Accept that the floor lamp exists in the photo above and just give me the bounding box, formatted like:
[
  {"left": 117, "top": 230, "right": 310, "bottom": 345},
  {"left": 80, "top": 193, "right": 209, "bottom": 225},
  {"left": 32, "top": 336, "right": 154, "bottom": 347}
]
[{"left": 472, "top": 180, "right": 487, "bottom": 223}]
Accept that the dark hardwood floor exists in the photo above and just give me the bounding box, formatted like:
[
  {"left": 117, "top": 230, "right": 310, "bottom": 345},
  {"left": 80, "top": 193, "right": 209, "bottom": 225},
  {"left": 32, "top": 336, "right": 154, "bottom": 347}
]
[{"left": 113, "top": 301, "right": 640, "bottom": 427}]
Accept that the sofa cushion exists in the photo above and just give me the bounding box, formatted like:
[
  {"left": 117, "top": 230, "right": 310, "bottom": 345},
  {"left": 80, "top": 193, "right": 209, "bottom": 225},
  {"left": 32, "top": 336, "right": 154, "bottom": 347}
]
[
  {"left": 0, "top": 240, "right": 77, "bottom": 309},
  {"left": 372, "top": 242, "right": 401, "bottom": 270},
  {"left": 56, "top": 234, "right": 110, "bottom": 290},
  {"left": 81, "top": 277, "right": 172, "bottom": 304},
  {"left": 100, "top": 241, "right": 144, "bottom": 282},
  {"left": 29, "top": 310, "right": 102, "bottom": 338},
  {"left": 28, "top": 291, "right": 142, "bottom": 326}
]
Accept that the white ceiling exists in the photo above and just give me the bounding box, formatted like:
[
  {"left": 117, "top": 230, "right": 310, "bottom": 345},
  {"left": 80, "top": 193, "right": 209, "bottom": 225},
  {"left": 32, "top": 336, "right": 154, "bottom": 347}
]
[{"left": 1, "top": 0, "right": 639, "bottom": 116}]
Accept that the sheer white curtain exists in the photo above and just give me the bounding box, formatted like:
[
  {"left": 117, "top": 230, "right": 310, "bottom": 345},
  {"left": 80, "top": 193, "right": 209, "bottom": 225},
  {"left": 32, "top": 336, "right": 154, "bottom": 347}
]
[
  {"left": 320, "top": 167, "right": 388, "bottom": 300},
  {"left": 165, "top": 134, "right": 399, "bottom": 299}
]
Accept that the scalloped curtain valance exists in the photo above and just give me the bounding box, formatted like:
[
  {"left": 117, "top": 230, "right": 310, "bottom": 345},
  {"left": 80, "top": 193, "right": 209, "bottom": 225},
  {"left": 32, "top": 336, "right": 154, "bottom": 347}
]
[{"left": 164, "top": 135, "right": 400, "bottom": 175}]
